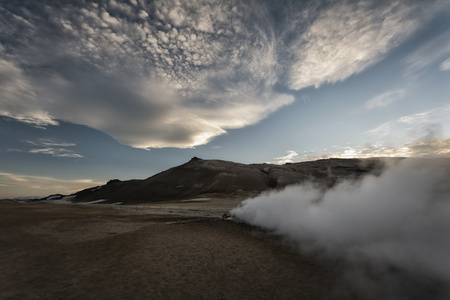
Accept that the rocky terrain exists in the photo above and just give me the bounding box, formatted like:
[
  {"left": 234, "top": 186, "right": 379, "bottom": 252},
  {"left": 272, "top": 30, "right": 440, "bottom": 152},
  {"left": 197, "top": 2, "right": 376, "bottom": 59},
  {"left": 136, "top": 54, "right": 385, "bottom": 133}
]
[{"left": 32, "top": 157, "right": 391, "bottom": 205}]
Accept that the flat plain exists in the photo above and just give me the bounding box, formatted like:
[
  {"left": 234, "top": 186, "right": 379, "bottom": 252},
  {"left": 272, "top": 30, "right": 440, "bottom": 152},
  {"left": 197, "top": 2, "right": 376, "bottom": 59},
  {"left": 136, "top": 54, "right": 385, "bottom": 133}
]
[{"left": 0, "top": 201, "right": 342, "bottom": 300}]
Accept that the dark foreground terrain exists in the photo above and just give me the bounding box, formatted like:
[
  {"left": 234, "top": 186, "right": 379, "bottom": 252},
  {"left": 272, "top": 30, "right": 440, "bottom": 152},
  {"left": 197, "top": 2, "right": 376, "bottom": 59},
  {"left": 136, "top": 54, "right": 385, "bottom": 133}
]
[
  {"left": 0, "top": 201, "right": 341, "bottom": 300},
  {"left": 1, "top": 201, "right": 447, "bottom": 300}
]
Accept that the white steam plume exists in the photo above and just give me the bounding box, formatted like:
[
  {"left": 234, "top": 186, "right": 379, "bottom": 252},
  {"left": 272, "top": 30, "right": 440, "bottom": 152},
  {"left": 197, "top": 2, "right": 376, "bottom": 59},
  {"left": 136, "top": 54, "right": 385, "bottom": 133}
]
[{"left": 231, "top": 158, "right": 450, "bottom": 296}]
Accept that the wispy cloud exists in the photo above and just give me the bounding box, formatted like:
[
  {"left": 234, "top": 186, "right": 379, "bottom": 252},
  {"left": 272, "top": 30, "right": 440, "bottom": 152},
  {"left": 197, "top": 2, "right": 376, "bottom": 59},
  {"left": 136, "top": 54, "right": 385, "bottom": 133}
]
[
  {"left": 11, "top": 138, "right": 83, "bottom": 158},
  {"left": 403, "top": 28, "right": 450, "bottom": 78},
  {"left": 287, "top": 1, "right": 427, "bottom": 90},
  {"left": 0, "top": 54, "right": 58, "bottom": 127},
  {"left": 27, "top": 148, "right": 83, "bottom": 158},
  {"left": 440, "top": 57, "right": 450, "bottom": 71},
  {"left": 398, "top": 112, "right": 430, "bottom": 125},
  {"left": 314, "top": 104, "right": 450, "bottom": 160},
  {"left": 365, "top": 89, "right": 406, "bottom": 109},
  {"left": 271, "top": 150, "right": 300, "bottom": 165},
  {"left": 366, "top": 105, "right": 450, "bottom": 141},
  {"left": 366, "top": 123, "right": 391, "bottom": 138}
]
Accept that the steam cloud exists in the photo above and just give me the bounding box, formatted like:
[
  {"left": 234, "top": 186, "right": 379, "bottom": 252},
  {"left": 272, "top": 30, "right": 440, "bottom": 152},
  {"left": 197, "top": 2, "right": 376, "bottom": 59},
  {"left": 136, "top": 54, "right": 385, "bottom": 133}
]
[{"left": 231, "top": 158, "right": 450, "bottom": 297}]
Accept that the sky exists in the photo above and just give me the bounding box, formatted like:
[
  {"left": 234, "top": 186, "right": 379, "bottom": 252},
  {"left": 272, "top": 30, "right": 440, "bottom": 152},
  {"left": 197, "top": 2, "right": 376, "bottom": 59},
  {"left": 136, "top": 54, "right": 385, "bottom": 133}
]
[{"left": 1, "top": 0, "right": 450, "bottom": 198}]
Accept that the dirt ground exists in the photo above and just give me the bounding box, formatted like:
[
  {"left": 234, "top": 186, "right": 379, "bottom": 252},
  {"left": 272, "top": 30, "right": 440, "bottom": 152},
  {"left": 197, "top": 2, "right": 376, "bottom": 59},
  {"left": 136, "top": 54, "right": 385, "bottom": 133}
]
[
  {"left": 0, "top": 200, "right": 347, "bottom": 300},
  {"left": 2, "top": 200, "right": 446, "bottom": 300}
]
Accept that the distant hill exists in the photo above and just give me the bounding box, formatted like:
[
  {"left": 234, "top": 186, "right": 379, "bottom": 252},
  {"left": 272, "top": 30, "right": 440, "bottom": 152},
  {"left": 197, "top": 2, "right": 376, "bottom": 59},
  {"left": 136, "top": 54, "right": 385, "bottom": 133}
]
[
  {"left": 5, "top": 157, "right": 397, "bottom": 204},
  {"left": 63, "top": 157, "right": 389, "bottom": 204}
]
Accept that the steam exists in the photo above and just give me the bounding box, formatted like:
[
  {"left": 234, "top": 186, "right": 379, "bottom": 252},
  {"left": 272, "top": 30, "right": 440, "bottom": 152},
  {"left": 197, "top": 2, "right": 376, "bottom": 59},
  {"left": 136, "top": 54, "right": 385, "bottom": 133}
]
[{"left": 231, "top": 158, "right": 450, "bottom": 296}]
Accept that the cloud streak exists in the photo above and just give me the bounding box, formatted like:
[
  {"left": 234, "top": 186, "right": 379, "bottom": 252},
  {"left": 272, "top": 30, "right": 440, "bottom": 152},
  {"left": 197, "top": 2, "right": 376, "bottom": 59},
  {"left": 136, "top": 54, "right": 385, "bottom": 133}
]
[
  {"left": 365, "top": 89, "right": 406, "bottom": 109},
  {"left": 11, "top": 138, "right": 83, "bottom": 158},
  {"left": 403, "top": 28, "right": 450, "bottom": 78}
]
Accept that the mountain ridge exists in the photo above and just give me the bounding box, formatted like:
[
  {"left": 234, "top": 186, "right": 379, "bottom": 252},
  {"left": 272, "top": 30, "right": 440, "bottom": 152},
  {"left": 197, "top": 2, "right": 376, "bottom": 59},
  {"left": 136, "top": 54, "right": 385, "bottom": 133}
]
[{"left": 43, "top": 157, "right": 390, "bottom": 204}]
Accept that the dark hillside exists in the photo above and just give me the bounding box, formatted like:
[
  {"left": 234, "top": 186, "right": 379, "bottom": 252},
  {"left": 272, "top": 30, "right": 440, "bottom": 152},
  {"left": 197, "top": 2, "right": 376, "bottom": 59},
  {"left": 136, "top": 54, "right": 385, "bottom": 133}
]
[{"left": 72, "top": 157, "right": 390, "bottom": 204}]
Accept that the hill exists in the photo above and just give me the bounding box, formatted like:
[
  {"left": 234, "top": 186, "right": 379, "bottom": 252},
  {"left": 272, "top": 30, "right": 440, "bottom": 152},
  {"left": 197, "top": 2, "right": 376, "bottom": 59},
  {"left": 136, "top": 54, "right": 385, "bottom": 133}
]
[{"left": 66, "top": 157, "right": 389, "bottom": 204}]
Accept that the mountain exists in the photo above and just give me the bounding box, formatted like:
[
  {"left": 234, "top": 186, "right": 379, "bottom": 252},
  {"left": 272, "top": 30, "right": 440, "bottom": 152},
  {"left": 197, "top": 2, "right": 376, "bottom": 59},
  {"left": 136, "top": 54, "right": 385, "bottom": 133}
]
[{"left": 67, "top": 157, "right": 389, "bottom": 205}]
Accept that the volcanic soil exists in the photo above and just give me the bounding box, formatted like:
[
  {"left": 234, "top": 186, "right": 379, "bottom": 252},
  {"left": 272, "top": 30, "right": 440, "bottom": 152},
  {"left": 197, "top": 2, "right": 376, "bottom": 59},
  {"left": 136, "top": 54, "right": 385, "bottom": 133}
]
[{"left": 0, "top": 200, "right": 351, "bottom": 300}]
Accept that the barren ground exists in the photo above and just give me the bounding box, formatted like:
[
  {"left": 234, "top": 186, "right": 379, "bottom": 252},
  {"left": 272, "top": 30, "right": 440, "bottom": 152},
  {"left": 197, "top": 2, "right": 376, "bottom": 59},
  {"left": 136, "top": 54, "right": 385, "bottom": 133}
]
[{"left": 0, "top": 200, "right": 349, "bottom": 300}]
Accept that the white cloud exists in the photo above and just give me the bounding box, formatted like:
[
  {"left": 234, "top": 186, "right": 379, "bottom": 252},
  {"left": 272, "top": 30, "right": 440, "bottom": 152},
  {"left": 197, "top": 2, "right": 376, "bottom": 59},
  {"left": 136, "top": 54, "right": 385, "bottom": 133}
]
[
  {"left": 271, "top": 150, "right": 300, "bottom": 165},
  {"left": 287, "top": 0, "right": 425, "bottom": 90},
  {"left": 365, "top": 89, "right": 406, "bottom": 109},
  {"left": 138, "top": 10, "right": 148, "bottom": 19},
  {"left": 28, "top": 148, "right": 83, "bottom": 158},
  {"left": 398, "top": 112, "right": 430, "bottom": 125},
  {"left": 314, "top": 104, "right": 450, "bottom": 160},
  {"left": 366, "top": 122, "right": 391, "bottom": 138},
  {"left": 365, "top": 105, "right": 450, "bottom": 143},
  {"left": 0, "top": 56, "right": 58, "bottom": 127},
  {"left": 440, "top": 57, "right": 450, "bottom": 71},
  {"left": 398, "top": 105, "right": 450, "bottom": 125},
  {"left": 37, "top": 139, "right": 76, "bottom": 147},
  {"left": 403, "top": 29, "right": 450, "bottom": 78},
  {"left": 11, "top": 138, "right": 83, "bottom": 158}
]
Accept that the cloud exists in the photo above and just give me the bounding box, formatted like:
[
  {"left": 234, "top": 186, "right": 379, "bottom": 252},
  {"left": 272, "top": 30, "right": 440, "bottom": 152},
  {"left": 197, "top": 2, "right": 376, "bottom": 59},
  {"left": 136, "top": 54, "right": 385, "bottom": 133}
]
[
  {"left": 304, "top": 105, "right": 450, "bottom": 161},
  {"left": 11, "top": 138, "right": 83, "bottom": 158},
  {"left": 271, "top": 150, "right": 300, "bottom": 165},
  {"left": 286, "top": 1, "right": 427, "bottom": 90},
  {"left": 231, "top": 158, "right": 450, "bottom": 297},
  {"left": 0, "top": 1, "right": 442, "bottom": 148},
  {"left": 366, "top": 123, "right": 391, "bottom": 138},
  {"left": 398, "top": 112, "right": 431, "bottom": 125},
  {"left": 408, "top": 138, "right": 450, "bottom": 157},
  {"left": 302, "top": 138, "right": 450, "bottom": 161},
  {"left": 27, "top": 148, "right": 82, "bottom": 158},
  {"left": 0, "top": 55, "right": 58, "bottom": 127},
  {"left": 365, "top": 104, "right": 450, "bottom": 140},
  {"left": 403, "top": 28, "right": 450, "bottom": 78},
  {"left": 0, "top": 1, "right": 295, "bottom": 148},
  {"left": 0, "top": 172, "right": 102, "bottom": 198},
  {"left": 440, "top": 58, "right": 450, "bottom": 71},
  {"left": 310, "top": 109, "right": 450, "bottom": 161},
  {"left": 365, "top": 89, "right": 406, "bottom": 109}
]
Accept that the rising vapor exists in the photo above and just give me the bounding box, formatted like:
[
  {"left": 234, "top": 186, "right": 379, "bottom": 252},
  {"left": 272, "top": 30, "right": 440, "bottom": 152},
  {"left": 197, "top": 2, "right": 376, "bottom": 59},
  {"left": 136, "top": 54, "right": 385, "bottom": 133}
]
[{"left": 231, "top": 158, "right": 450, "bottom": 298}]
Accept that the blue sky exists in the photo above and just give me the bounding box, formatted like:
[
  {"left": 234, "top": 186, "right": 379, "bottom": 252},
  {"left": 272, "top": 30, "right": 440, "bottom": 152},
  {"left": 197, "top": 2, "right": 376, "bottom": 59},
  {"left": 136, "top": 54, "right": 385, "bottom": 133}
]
[{"left": 1, "top": 0, "right": 449, "bottom": 198}]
